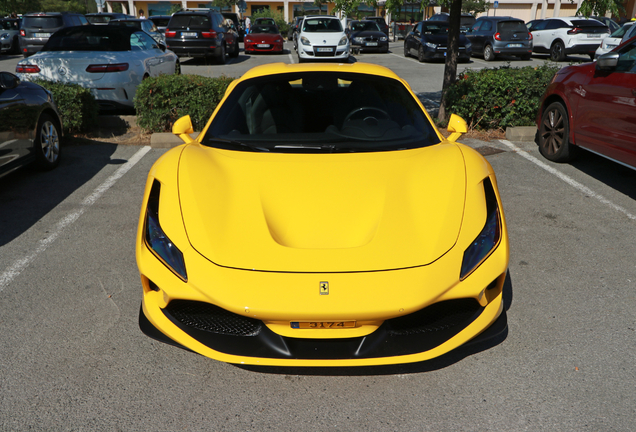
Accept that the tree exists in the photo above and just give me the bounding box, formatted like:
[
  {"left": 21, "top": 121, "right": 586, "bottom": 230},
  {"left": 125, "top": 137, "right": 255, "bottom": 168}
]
[
  {"left": 437, "top": 0, "right": 461, "bottom": 121},
  {"left": 577, "top": 0, "right": 624, "bottom": 18},
  {"left": 461, "top": 0, "right": 488, "bottom": 16},
  {"left": 333, "top": 0, "right": 360, "bottom": 18},
  {"left": 0, "top": 0, "right": 41, "bottom": 16},
  {"left": 39, "top": 0, "right": 85, "bottom": 13}
]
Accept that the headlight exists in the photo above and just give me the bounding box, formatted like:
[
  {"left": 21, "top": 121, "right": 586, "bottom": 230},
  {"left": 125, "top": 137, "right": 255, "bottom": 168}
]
[
  {"left": 460, "top": 178, "right": 501, "bottom": 279},
  {"left": 425, "top": 42, "right": 438, "bottom": 49},
  {"left": 380, "top": 36, "right": 387, "bottom": 41},
  {"left": 0, "top": 33, "right": 9, "bottom": 40},
  {"left": 301, "top": 36, "right": 311, "bottom": 46},
  {"left": 465, "top": 42, "right": 472, "bottom": 49},
  {"left": 353, "top": 37, "right": 364, "bottom": 43},
  {"left": 275, "top": 38, "right": 283, "bottom": 43},
  {"left": 339, "top": 36, "right": 348, "bottom": 46},
  {"left": 145, "top": 180, "right": 187, "bottom": 280},
  {"left": 245, "top": 38, "right": 252, "bottom": 43}
]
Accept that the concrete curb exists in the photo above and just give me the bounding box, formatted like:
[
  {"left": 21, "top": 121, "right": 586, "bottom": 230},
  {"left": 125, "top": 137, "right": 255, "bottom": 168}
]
[{"left": 505, "top": 126, "right": 536, "bottom": 142}]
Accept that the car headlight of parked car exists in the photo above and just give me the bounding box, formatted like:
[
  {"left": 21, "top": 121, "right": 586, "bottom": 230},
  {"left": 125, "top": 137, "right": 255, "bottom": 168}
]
[
  {"left": 460, "top": 178, "right": 501, "bottom": 279},
  {"left": 145, "top": 180, "right": 187, "bottom": 281},
  {"left": 301, "top": 36, "right": 311, "bottom": 46},
  {"left": 425, "top": 42, "right": 438, "bottom": 49},
  {"left": 353, "top": 37, "right": 364, "bottom": 43},
  {"left": 245, "top": 38, "right": 253, "bottom": 43},
  {"left": 466, "top": 42, "right": 472, "bottom": 49},
  {"left": 0, "top": 33, "right": 9, "bottom": 40},
  {"left": 380, "top": 36, "right": 387, "bottom": 41},
  {"left": 338, "top": 36, "right": 348, "bottom": 46}
]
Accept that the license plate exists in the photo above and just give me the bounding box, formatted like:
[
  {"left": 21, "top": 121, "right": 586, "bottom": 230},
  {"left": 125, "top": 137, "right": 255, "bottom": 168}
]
[
  {"left": 366, "top": 42, "right": 378, "bottom": 46},
  {"left": 291, "top": 321, "right": 356, "bottom": 329},
  {"left": 257, "top": 44, "right": 270, "bottom": 48},
  {"left": 587, "top": 34, "right": 601, "bottom": 38},
  {"left": 34, "top": 32, "right": 52, "bottom": 38},
  {"left": 508, "top": 43, "right": 523, "bottom": 48},
  {"left": 181, "top": 32, "right": 197, "bottom": 37},
  {"left": 317, "top": 47, "right": 333, "bottom": 52}
]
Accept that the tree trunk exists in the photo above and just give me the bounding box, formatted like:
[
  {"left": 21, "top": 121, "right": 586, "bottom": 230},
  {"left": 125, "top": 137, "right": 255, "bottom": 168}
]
[{"left": 438, "top": 0, "right": 463, "bottom": 122}]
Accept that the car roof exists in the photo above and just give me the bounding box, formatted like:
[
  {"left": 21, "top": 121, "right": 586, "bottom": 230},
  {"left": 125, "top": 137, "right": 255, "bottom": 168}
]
[{"left": 240, "top": 62, "right": 403, "bottom": 82}]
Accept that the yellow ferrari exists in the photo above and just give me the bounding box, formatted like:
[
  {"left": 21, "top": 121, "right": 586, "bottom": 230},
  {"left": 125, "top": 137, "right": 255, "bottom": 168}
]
[{"left": 136, "top": 62, "right": 509, "bottom": 367}]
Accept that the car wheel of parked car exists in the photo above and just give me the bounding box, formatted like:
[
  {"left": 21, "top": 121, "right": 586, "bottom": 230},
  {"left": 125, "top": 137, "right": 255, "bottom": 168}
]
[
  {"left": 417, "top": 46, "right": 425, "bottom": 62},
  {"left": 217, "top": 43, "right": 226, "bottom": 64},
  {"left": 229, "top": 40, "right": 239, "bottom": 58},
  {"left": 550, "top": 41, "right": 565, "bottom": 62},
  {"left": 539, "top": 101, "right": 574, "bottom": 162},
  {"left": 35, "top": 113, "right": 61, "bottom": 170},
  {"left": 403, "top": 44, "right": 409, "bottom": 57},
  {"left": 483, "top": 44, "right": 495, "bottom": 61}
]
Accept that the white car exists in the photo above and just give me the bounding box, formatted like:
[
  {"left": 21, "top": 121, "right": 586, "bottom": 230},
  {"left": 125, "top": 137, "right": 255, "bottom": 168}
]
[
  {"left": 15, "top": 25, "right": 179, "bottom": 111},
  {"left": 531, "top": 17, "right": 609, "bottom": 61},
  {"left": 595, "top": 22, "right": 634, "bottom": 58},
  {"left": 296, "top": 15, "right": 349, "bottom": 62}
]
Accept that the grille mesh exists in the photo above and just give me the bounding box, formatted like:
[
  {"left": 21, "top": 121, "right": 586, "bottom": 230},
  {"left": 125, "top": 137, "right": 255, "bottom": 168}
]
[
  {"left": 387, "top": 299, "right": 481, "bottom": 336},
  {"left": 165, "top": 300, "right": 262, "bottom": 336}
]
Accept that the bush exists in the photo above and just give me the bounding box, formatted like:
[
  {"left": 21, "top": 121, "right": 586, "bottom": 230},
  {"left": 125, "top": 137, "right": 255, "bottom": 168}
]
[
  {"left": 444, "top": 64, "right": 560, "bottom": 130},
  {"left": 31, "top": 80, "right": 99, "bottom": 134},
  {"left": 134, "top": 74, "right": 235, "bottom": 133}
]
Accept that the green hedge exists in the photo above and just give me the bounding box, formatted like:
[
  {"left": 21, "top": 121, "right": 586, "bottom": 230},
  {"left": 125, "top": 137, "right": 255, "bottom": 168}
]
[
  {"left": 444, "top": 64, "right": 560, "bottom": 130},
  {"left": 31, "top": 80, "right": 99, "bottom": 134},
  {"left": 134, "top": 74, "right": 235, "bottom": 133}
]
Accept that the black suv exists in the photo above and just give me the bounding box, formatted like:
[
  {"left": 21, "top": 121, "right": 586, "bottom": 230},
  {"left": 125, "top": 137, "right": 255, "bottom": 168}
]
[
  {"left": 165, "top": 9, "right": 239, "bottom": 64},
  {"left": 466, "top": 16, "right": 533, "bottom": 61},
  {"left": 19, "top": 12, "right": 89, "bottom": 57}
]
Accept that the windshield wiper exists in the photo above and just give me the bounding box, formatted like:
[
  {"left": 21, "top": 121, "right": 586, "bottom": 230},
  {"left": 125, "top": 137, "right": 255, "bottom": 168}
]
[{"left": 205, "top": 137, "right": 269, "bottom": 152}]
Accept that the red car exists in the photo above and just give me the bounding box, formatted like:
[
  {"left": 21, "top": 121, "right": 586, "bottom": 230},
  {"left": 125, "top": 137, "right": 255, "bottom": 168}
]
[
  {"left": 537, "top": 36, "right": 636, "bottom": 169},
  {"left": 244, "top": 24, "right": 284, "bottom": 54}
]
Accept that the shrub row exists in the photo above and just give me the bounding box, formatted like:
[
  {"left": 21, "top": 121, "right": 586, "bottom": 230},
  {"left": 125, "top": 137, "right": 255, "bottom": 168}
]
[
  {"left": 134, "top": 74, "right": 235, "bottom": 133},
  {"left": 31, "top": 80, "right": 99, "bottom": 134},
  {"left": 444, "top": 64, "right": 560, "bottom": 130}
]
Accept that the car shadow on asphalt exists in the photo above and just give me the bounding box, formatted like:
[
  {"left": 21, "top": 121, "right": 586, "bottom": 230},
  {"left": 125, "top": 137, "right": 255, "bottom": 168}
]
[
  {"left": 568, "top": 149, "right": 636, "bottom": 200},
  {"left": 238, "top": 271, "right": 513, "bottom": 376},
  {"left": 0, "top": 141, "right": 118, "bottom": 247}
]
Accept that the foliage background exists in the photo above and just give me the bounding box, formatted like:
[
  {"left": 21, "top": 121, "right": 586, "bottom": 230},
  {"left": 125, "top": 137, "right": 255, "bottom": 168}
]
[{"left": 31, "top": 80, "right": 99, "bottom": 133}]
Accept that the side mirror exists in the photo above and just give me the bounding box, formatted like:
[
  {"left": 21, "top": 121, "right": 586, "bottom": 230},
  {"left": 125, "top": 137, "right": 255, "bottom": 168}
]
[
  {"left": 596, "top": 52, "right": 618, "bottom": 71},
  {"left": 0, "top": 72, "right": 20, "bottom": 90},
  {"left": 172, "top": 115, "right": 195, "bottom": 143},
  {"left": 446, "top": 114, "right": 468, "bottom": 142}
]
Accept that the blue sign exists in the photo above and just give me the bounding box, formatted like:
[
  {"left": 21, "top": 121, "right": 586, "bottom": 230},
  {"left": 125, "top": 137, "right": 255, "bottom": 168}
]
[{"left": 494, "top": 1, "right": 499, "bottom": 8}]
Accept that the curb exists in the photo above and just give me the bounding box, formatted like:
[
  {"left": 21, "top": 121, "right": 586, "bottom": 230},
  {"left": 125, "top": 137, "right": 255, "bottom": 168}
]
[{"left": 505, "top": 126, "right": 536, "bottom": 142}]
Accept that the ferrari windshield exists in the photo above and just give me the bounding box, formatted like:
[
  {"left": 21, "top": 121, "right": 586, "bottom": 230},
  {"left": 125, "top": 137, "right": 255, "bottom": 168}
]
[{"left": 203, "top": 72, "right": 440, "bottom": 153}]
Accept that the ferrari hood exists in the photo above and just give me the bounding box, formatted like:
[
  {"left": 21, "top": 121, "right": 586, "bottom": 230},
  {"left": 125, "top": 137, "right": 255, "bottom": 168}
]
[{"left": 177, "top": 144, "right": 467, "bottom": 272}]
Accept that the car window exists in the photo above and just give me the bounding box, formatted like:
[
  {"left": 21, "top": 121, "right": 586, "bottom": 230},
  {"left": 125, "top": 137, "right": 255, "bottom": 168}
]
[
  {"left": 352, "top": 22, "right": 380, "bottom": 32},
  {"left": 23, "top": 16, "right": 63, "bottom": 28},
  {"left": 546, "top": 20, "right": 566, "bottom": 30},
  {"left": 170, "top": 15, "right": 211, "bottom": 28},
  {"left": 481, "top": 20, "right": 492, "bottom": 31},
  {"left": 616, "top": 41, "right": 636, "bottom": 72},
  {"left": 498, "top": 21, "right": 527, "bottom": 32},
  {"left": 132, "top": 31, "right": 157, "bottom": 50},
  {"left": 251, "top": 25, "right": 278, "bottom": 34},
  {"left": 42, "top": 27, "right": 131, "bottom": 51},
  {"left": 79, "top": 16, "right": 88, "bottom": 25},
  {"left": 471, "top": 21, "right": 482, "bottom": 32},
  {"left": 71, "top": 16, "right": 81, "bottom": 26},
  {"left": 302, "top": 18, "right": 342, "bottom": 33},
  {"left": 415, "top": 22, "right": 422, "bottom": 33},
  {"left": 204, "top": 72, "right": 439, "bottom": 153},
  {"left": 532, "top": 20, "right": 548, "bottom": 31},
  {"left": 422, "top": 23, "right": 448, "bottom": 34}
]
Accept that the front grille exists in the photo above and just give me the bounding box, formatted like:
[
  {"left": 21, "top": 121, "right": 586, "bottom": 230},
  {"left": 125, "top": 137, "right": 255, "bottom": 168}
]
[
  {"left": 164, "top": 300, "right": 262, "bottom": 336},
  {"left": 386, "top": 299, "right": 482, "bottom": 336},
  {"left": 313, "top": 45, "right": 337, "bottom": 57}
]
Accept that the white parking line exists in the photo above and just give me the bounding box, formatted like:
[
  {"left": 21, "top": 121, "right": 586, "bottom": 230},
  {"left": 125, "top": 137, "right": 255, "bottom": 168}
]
[
  {"left": 0, "top": 146, "right": 152, "bottom": 292},
  {"left": 499, "top": 139, "right": 636, "bottom": 221}
]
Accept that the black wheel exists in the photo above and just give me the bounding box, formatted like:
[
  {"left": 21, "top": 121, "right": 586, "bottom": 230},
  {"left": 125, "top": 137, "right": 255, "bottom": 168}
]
[
  {"left": 403, "top": 43, "right": 409, "bottom": 57},
  {"left": 34, "top": 113, "right": 61, "bottom": 170},
  {"left": 12, "top": 36, "right": 20, "bottom": 55},
  {"left": 217, "top": 43, "right": 226, "bottom": 64},
  {"left": 539, "top": 102, "right": 574, "bottom": 162},
  {"left": 229, "top": 40, "right": 239, "bottom": 58},
  {"left": 483, "top": 44, "right": 495, "bottom": 61},
  {"left": 417, "top": 45, "right": 425, "bottom": 62},
  {"left": 550, "top": 41, "right": 565, "bottom": 62}
]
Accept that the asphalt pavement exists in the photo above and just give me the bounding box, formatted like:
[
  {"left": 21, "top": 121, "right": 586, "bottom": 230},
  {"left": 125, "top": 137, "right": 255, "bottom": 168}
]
[{"left": 1, "top": 43, "right": 635, "bottom": 430}]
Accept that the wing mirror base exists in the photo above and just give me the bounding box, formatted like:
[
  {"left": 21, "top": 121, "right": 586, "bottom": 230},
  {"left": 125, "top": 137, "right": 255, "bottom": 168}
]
[{"left": 446, "top": 114, "right": 468, "bottom": 142}]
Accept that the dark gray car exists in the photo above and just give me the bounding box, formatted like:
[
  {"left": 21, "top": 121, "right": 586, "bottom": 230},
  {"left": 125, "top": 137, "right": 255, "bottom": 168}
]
[
  {"left": 467, "top": 16, "right": 533, "bottom": 61},
  {"left": 0, "top": 18, "right": 21, "bottom": 54},
  {"left": 0, "top": 71, "right": 63, "bottom": 178},
  {"left": 19, "top": 12, "right": 89, "bottom": 57}
]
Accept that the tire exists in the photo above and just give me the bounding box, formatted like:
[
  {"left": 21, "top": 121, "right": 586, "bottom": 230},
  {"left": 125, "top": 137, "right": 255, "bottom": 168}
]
[
  {"left": 550, "top": 41, "right": 565, "bottom": 62},
  {"left": 12, "top": 36, "right": 20, "bottom": 55},
  {"left": 483, "top": 44, "right": 495, "bottom": 61},
  {"left": 34, "top": 113, "right": 61, "bottom": 170},
  {"left": 403, "top": 43, "right": 409, "bottom": 57},
  {"left": 417, "top": 45, "right": 425, "bottom": 62},
  {"left": 539, "top": 102, "right": 574, "bottom": 162},
  {"left": 216, "top": 43, "right": 226, "bottom": 64},
  {"left": 229, "top": 40, "right": 239, "bottom": 58}
]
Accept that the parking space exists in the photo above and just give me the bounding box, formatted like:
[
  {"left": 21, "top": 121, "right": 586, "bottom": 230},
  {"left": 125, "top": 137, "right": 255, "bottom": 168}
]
[{"left": 1, "top": 39, "right": 635, "bottom": 430}]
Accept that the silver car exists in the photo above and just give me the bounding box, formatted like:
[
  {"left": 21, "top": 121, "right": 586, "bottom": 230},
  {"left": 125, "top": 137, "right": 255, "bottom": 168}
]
[
  {"left": 0, "top": 18, "right": 21, "bottom": 54},
  {"left": 15, "top": 25, "right": 179, "bottom": 111}
]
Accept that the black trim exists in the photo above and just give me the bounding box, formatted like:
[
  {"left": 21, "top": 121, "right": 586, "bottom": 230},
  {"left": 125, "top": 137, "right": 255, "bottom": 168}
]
[
  {"left": 138, "top": 305, "right": 195, "bottom": 353},
  {"left": 160, "top": 298, "right": 485, "bottom": 360}
]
